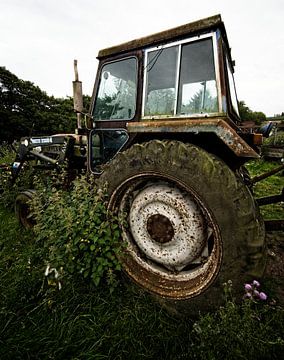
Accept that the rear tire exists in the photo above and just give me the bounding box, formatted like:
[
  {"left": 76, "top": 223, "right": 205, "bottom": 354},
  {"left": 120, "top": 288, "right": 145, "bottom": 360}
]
[{"left": 97, "top": 140, "right": 266, "bottom": 311}]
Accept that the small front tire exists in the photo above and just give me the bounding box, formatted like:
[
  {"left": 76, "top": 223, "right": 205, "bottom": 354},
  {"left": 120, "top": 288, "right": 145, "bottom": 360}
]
[{"left": 15, "top": 190, "right": 36, "bottom": 229}]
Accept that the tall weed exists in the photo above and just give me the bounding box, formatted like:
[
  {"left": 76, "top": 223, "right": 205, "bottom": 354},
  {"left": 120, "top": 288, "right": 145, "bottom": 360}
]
[
  {"left": 32, "top": 173, "right": 124, "bottom": 290},
  {"left": 0, "top": 143, "right": 35, "bottom": 209}
]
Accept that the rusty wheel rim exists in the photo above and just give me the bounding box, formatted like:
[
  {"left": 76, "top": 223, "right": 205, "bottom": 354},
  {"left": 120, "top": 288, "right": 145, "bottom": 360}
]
[{"left": 109, "top": 172, "right": 222, "bottom": 300}]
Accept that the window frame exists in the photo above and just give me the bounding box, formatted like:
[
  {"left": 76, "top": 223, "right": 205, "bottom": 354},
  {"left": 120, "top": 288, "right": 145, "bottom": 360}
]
[
  {"left": 89, "top": 128, "right": 129, "bottom": 174},
  {"left": 225, "top": 55, "right": 240, "bottom": 117},
  {"left": 142, "top": 32, "right": 222, "bottom": 118},
  {"left": 92, "top": 56, "right": 138, "bottom": 122}
]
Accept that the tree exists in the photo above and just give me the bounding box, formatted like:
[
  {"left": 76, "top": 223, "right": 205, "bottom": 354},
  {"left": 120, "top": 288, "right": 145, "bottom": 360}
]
[
  {"left": 145, "top": 89, "right": 175, "bottom": 115},
  {"left": 238, "top": 101, "right": 266, "bottom": 125},
  {"left": 182, "top": 87, "right": 217, "bottom": 114},
  {"left": 0, "top": 67, "right": 89, "bottom": 143}
]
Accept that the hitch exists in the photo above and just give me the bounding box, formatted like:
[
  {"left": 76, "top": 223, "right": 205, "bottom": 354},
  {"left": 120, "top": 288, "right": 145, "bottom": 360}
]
[
  {"left": 10, "top": 135, "right": 75, "bottom": 184},
  {"left": 252, "top": 163, "right": 284, "bottom": 232},
  {"left": 265, "top": 220, "right": 284, "bottom": 232},
  {"left": 256, "top": 188, "right": 284, "bottom": 206},
  {"left": 251, "top": 163, "right": 284, "bottom": 184},
  {"left": 251, "top": 162, "right": 283, "bottom": 206}
]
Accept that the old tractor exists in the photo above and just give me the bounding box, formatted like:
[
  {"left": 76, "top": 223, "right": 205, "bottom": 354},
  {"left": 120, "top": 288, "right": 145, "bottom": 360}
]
[{"left": 12, "top": 15, "right": 283, "bottom": 309}]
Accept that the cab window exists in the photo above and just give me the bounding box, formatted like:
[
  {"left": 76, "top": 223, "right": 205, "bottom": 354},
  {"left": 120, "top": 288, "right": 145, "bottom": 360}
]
[
  {"left": 226, "top": 57, "right": 239, "bottom": 115},
  {"left": 144, "top": 37, "right": 218, "bottom": 117},
  {"left": 90, "top": 129, "right": 129, "bottom": 171},
  {"left": 178, "top": 39, "right": 218, "bottom": 115},
  {"left": 93, "top": 58, "right": 137, "bottom": 120}
]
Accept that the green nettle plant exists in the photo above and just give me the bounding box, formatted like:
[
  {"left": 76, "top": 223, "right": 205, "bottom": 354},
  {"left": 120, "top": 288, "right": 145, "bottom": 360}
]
[
  {"left": 32, "top": 173, "right": 124, "bottom": 290},
  {"left": 0, "top": 144, "right": 15, "bottom": 206},
  {"left": 0, "top": 143, "right": 36, "bottom": 209}
]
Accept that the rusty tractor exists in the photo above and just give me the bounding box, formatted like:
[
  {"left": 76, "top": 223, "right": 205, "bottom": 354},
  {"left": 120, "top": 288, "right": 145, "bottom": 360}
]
[{"left": 12, "top": 15, "right": 284, "bottom": 310}]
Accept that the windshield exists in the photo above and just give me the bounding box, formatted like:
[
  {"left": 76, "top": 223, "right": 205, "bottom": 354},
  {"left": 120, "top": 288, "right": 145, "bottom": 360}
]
[
  {"left": 93, "top": 57, "right": 137, "bottom": 120},
  {"left": 144, "top": 37, "right": 218, "bottom": 117}
]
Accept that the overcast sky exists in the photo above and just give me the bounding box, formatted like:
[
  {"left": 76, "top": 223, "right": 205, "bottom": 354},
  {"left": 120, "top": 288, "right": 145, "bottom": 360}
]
[{"left": 1, "top": 0, "right": 284, "bottom": 116}]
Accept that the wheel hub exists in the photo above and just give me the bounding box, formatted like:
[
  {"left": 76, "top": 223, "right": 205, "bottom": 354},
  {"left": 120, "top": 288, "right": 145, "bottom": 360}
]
[
  {"left": 129, "top": 183, "right": 207, "bottom": 271},
  {"left": 147, "top": 214, "right": 174, "bottom": 244}
]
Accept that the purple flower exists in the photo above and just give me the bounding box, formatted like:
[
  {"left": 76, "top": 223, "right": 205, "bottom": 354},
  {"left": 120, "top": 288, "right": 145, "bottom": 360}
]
[
  {"left": 253, "top": 290, "right": 260, "bottom": 298},
  {"left": 243, "top": 281, "right": 268, "bottom": 302},
  {"left": 259, "top": 292, "right": 267, "bottom": 301},
  {"left": 244, "top": 292, "right": 252, "bottom": 299},
  {"left": 252, "top": 280, "right": 260, "bottom": 288},
  {"left": 245, "top": 283, "right": 252, "bottom": 292}
]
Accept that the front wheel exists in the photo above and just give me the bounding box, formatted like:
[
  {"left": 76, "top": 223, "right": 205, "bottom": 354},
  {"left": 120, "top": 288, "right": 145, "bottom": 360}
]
[
  {"left": 97, "top": 140, "right": 266, "bottom": 308},
  {"left": 15, "top": 189, "right": 36, "bottom": 229}
]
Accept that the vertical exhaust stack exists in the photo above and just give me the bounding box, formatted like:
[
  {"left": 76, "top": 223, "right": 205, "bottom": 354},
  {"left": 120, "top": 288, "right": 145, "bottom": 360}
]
[{"left": 73, "top": 60, "right": 84, "bottom": 132}]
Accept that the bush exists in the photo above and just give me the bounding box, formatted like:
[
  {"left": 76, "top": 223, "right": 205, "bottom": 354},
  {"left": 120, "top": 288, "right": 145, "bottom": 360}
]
[{"left": 32, "top": 173, "right": 124, "bottom": 290}]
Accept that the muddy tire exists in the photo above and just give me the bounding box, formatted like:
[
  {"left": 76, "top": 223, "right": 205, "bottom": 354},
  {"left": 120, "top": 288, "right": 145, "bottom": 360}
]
[
  {"left": 15, "top": 190, "right": 36, "bottom": 229},
  {"left": 97, "top": 140, "right": 266, "bottom": 312}
]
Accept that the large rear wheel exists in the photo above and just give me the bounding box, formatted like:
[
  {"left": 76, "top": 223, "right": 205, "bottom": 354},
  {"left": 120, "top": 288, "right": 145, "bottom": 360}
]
[{"left": 97, "top": 140, "right": 266, "bottom": 310}]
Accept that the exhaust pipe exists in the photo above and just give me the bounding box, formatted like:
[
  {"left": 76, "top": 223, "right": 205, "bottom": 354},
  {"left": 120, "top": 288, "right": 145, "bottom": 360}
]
[{"left": 73, "top": 59, "right": 83, "bottom": 130}]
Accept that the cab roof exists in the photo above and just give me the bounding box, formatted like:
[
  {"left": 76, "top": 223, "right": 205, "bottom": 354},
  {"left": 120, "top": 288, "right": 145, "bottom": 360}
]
[{"left": 97, "top": 14, "right": 229, "bottom": 59}]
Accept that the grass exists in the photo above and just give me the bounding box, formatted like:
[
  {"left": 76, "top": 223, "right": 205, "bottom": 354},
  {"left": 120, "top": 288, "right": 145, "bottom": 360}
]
[
  {"left": 0, "top": 201, "right": 283, "bottom": 359},
  {"left": 0, "top": 204, "right": 196, "bottom": 359},
  {"left": 245, "top": 159, "right": 284, "bottom": 220},
  {"left": 0, "top": 149, "right": 283, "bottom": 359}
]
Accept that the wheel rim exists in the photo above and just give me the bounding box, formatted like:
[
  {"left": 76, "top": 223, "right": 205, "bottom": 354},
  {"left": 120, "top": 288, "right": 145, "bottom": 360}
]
[
  {"left": 109, "top": 172, "right": 222, "bottom": 300},
  {"left": 17, "top": 202, "right": 35, "bottom": 229},
  {"left": 15, "top": 191, "right": 36, "bottom": 229},
  {"left": 129, "top": 183, "right": 208, "bottom": 271}
]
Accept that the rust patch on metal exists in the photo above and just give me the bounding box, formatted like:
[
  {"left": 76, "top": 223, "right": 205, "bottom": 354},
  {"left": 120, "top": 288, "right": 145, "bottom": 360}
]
[
  {"left": 147, "top": 214, "right": 174, "bottom": 244},
  {"left": 120, "top": 239, "right": 221, "bottom": 299},
  {"left": 127, "top": 118, "right": 259, "bottom": 158},
  {"left": 98, "top": 15, "right": 224, "bottom": 59},
  {"left": 108, "top": 172, "right": 223, "bottom": 300}
]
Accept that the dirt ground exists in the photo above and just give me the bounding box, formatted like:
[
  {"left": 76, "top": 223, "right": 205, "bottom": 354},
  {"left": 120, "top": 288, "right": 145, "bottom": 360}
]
[{"left": 265, "top": 231, "right": 284, "bottom": 305}]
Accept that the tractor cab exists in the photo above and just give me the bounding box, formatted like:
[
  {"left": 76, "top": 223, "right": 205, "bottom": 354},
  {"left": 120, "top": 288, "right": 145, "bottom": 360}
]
[{"left": 88, "top": 14, "right": 254, "bottom": 172}]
